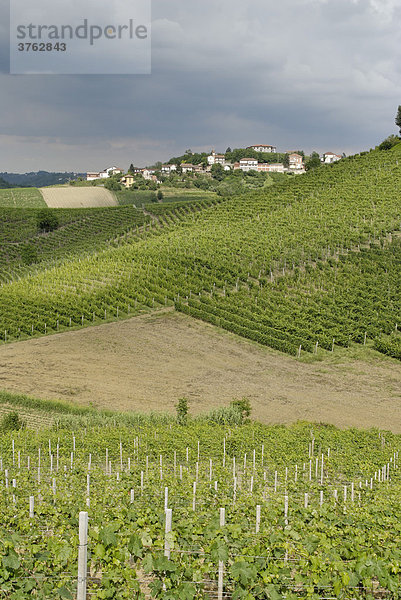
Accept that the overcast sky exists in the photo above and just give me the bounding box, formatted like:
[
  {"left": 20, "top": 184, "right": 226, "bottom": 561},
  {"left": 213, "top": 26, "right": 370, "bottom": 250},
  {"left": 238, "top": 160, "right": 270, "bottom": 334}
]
[{"left": 0, "top": 0, "right": 401, "bottom": 172}]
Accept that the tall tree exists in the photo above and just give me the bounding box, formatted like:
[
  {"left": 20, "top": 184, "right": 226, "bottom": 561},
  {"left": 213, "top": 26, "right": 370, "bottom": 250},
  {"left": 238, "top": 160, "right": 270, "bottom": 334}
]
[
  {"left": 396, "top": 105, "right": 401, "bottom": 135},
  {"left": 306, "top": 152, "right": 321, "bottom": 171},
  {"left": 211, "top": 164, "right": 225, "bottom": 181}
]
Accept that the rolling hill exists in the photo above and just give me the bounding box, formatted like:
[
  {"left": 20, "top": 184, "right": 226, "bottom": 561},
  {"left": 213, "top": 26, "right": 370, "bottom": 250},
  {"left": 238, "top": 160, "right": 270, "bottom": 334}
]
[{"left": 0, "top": 145, "right": 400, "bottom": 361}]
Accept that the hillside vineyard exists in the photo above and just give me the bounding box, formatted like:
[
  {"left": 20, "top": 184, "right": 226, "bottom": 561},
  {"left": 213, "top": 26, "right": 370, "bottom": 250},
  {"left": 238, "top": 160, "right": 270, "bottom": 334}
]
[
  {"left": 0, "top": 147, "right": 400, "bottom": 359},
  {"left": 0, "top": 420, "right": 401, "bottom": 598}
]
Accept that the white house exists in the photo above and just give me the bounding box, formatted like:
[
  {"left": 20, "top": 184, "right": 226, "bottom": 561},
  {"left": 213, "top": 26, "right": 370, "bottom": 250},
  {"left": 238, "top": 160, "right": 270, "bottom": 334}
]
[
  {"left": 239, "top": 158, "right": 258, "bottom": 172},
  {"left": 288, "top": 153, "right": 304, "bottom": 170},
  {"left": 86, "top": 166, "right": 123, "bottom": 181},
  {"left": 247, "top": 144, "right": 277, "bottom": 153},
  {"left": 322, "top": 152, "right": 342, "bottom": 164},
  {"left": 181, "top": 163, "right": 195, "bottom": 173},
  {"left": 161, "top": 164, "right": 177, "bottom": 175},
  {"left": 86, "top": 172, "right": 102, "bottom": 181},
  {"left": 207, "top": 150, "right": 225, "bottom": 166},
  {"left": 142, "top": 168, "right": 156, "bottom": 180}
]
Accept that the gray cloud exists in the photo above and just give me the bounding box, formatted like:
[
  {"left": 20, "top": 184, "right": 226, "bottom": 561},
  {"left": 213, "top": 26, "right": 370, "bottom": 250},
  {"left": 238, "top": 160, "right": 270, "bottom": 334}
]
[{"left": 0, "top": 0, "right": 401, "bottom": 171}]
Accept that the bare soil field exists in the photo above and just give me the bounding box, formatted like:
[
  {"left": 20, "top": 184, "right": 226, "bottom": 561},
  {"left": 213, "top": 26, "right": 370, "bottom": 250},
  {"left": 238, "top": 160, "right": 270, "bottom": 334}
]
[
  {"left": 40, "top": 187, "right": 117, "bottom": 208},
  {"left": 0, "top": 310, "right": 400, "bottom": 431}
]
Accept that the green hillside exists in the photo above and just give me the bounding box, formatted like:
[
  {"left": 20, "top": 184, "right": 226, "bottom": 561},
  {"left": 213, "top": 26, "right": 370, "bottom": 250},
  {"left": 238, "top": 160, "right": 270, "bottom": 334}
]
[
  {"left": 0, "top": 394, "right": 400, "bottom": 598},
  {"left": 0, "top": 145, "right": 400, "bottom": 359},
  {"left": 0, "top": 199, "right": 219, "bottom": 283},
  {"left": 0, "top": 187, "right": 45, "bottom": 207}
]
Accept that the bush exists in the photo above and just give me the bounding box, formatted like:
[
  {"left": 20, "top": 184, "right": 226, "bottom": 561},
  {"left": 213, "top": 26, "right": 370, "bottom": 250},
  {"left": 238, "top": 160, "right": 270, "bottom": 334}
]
[
  {"left": 104, "top": 179, "right": 122, "bottom": 191},
  {"left": 204, "top": 405, "right": 244, "bottom": 425},
  {"left": 204, "top": 399, "right": 251, "bottom": 426},
  {"left": 378, "top": 135, "right": 400, "bottom": 151},
  {"left": 37, "top": 208, "right": 59, "bottom": 233},
  {"left": 230, "top": 398, "right": 252, "bottom": 423},
  {"left": 1, "top": 411, "right": 25, "bottom": 431},
  {"left": 176, "top": 398, "right": 189, "bottom": 425}
]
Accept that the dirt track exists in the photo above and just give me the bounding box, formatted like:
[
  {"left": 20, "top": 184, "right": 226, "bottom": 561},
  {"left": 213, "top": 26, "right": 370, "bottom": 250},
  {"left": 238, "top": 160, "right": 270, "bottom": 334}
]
[
  {"left": 40, "top": 187, "right": 117, "bottom": 208},
  {"left": 0, "top": 311, "right": 400, "bottom": 431}
]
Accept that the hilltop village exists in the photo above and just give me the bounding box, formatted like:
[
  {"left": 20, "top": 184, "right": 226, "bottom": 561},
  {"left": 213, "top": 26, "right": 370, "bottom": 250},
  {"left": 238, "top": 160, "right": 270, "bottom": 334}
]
[{"left": 86, "top": 145, "right": 343, "bottom": 187}]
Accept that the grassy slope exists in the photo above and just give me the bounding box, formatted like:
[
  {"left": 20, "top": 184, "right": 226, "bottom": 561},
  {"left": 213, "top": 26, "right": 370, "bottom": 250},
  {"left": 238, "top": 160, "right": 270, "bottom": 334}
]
[
  {"left": 115, "top": 187, "right": 218, "bottom": 206},
  {"left": 0, "top": 187, "right": 46, "bottom": 208}
]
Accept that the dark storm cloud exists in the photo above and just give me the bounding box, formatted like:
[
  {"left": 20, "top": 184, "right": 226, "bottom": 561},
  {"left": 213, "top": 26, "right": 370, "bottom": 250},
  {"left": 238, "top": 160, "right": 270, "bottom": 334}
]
[{"left": 0, "top": 0, "right": 401, "bottom": 170}]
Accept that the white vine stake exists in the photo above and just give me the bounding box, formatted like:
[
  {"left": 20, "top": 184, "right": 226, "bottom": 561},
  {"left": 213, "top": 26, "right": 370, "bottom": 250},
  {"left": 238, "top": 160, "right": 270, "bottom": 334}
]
[
  {"left": 218, "top": 508, "right": 225, "bottom": 600},
  {"left": 255, "top": 505, "right": 261, "bottom": 533},
  {"left": 192, "top": 481, "right": 196, "bottom": 511},
  {"left": 77, "top": 511, "right": 88, "bottom": 600},
  {"left": 164, "top": 508, "right": 172, "bottom": 559}
]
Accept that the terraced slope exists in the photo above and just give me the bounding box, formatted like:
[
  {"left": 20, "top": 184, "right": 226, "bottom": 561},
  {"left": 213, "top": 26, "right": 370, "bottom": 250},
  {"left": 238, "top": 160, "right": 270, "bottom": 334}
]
[{"left": 0, "top": 145, "right": 400, "bottom": 359}]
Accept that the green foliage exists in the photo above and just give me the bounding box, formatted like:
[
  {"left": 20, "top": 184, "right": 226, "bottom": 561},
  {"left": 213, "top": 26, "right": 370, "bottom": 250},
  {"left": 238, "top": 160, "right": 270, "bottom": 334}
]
[
  {"left": 157, "top": 189, "right": 163, "bottom": 200},
  {"left": 225, "top": 148, "right": 289, "bottom": 164},
  {"left": 0, "top": 147, "right": 401, "bottom": 360},
  {"left": 0, "top": 171, "right": 83, "bottom": 187},
  {"left": 230, "top": 398, "right": 252, "bottom": 423},
  {"left": 374, "top": 335, "right": 401, "bottom": 360},
  {"left": 165, "top": 151, "right": 208, "bottom": 166},
  {"left": 305, "top": 151, "right": 321, "bottom": 170},
  {"left": 1, "top": 410, "right": 25, "bottom": 431},
  {"left": 176, "top": 398, "right": 189, "bottom": 425},
  {"left": 0, "top": 187, "right": 46, "bottom": 208},
  {"left": 205, "top": 399, "right": 251, "bottom": 426},
  {"left": 204, "top": 405, "right": 245, "bottom": 425},
  {"left": 104, "top": 178, "right": 122, "bottom": 191},
  {"left": 37, "top": 208, "right": 59, "bottom": 233},
  {"left": 396, "top": 105, "right": 401, "bottom": 135},
  {"left": 378, "top": 135, "right": 400, "bottom": 150},
  {"left": 0, "top": 205, "right": 151, "bottom": 279},
  {"left": 211, "top": 164, "right": 225, "bottom": 181},
  {"left": 0, "top": 420, "right": 400, "bottom": 597},
  {"left": 20, "top": 243, "right": 38, "bottom": 266},
  {"left": 0, "top": 177, "right": 16, "bottom": 189}
]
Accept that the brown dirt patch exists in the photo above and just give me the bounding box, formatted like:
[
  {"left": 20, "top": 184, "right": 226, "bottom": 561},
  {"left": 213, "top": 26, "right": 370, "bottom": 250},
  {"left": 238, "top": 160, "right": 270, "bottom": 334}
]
[
  {"left": 40, "top": 187, "right": 117, "bottom": 208},
  {"left": 0, "top": 311, "right": 400, "bottom": 431}
]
